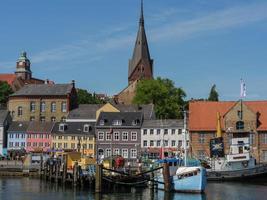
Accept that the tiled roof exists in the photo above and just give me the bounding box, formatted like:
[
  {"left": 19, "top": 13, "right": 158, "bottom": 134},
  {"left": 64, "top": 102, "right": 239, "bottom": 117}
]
[
  {"left": 27, "top": 122, "right": 55, "bottom": 133},
  {"left": 96, "top": 112, "right": 143, "bottom": 128},
  {"left": 8, "top": 121, "right": 29, "bottom": 132},
  {"left": 68, "top": 104, "right": 103, "bottom": 120},
  {"left": 142, "top": 119, "right": 183, "bottom": 128},
  {"left": 189, "top": 101, "right": 267, "bottom": 131},
  {"left": 0, "top": 74, "right": 17, "bottom": 85},
  {"left": 52, "top": 122, "right": 95, "bottom": 136},
  {"left": 10, "top": 83, "right": 73, "bottom": 96}
]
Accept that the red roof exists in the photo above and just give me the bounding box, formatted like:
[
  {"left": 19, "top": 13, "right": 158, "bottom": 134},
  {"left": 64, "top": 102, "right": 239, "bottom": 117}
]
[
  {"left": 0, "top": 74, "right": 17, "bottom": 85},
  {"left": 189, "top": 101, "right": 267, "bottom": 131}
]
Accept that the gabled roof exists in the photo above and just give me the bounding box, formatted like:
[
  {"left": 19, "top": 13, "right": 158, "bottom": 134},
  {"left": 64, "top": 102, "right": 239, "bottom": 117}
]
[
  {"left": 27, "top": 122, "right": 55, "bottom": 133},
  {"left": 10, "top": 83, "right": 73, "bottom": 97},
  {"left": 68, "top": 104, "right": 103, "bottom": 120},
  {"left": 8, "top": 121, "right": 29, "bottom": 132},
  {"left": 0, "top": 74, "right": 17, "bottom": 85},
  {"left": 142, "top": 119, "right": 183, "bottom": 128},
  {"left": 96, "top": 112, "right": 143, "bottom": 128},
  {"left": 189, "top": 101, "right": 267, "bottom": 131},
  {"left": 128, "top": 1, "right": 152, "bottom": 78},
  {"left": 52, "top": 122, "right": 95, "bottom": 136}
]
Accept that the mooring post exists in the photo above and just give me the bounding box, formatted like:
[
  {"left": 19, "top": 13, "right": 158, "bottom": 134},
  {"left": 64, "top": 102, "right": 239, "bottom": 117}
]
[
  {"left": 39, "top": 154, "right": 43, "bottom": 177},
  {"left": 49, "top": 160, "right": 53, "bottom": 181},
  {"left": 55, "top": 160, "right": 59, "bottom": 183},
  {"left": 62, "top": 154, "right": 67, "bottom": 183},
  {"left": 73, "top": 162, "right": 78, "bottom": 186},
  {"left": 163, "top": 162, "right": 171, "bottom": 192},
  {"left": 95, "top": 164, "right": 103, "bottom": 193}
]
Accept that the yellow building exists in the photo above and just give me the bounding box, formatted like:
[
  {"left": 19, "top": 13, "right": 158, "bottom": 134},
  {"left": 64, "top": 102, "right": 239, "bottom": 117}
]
[
  {"left": 51, "top": 122, "right": 95, "bottom": 157},
  {"left": 8, "top": 82, "right": 77, "bottom": 122}
]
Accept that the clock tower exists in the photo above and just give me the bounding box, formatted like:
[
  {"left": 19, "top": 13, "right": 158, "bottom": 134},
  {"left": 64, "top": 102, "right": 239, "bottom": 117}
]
[{"left": 15, "top": 51, "right": 32, "bottom": 80}]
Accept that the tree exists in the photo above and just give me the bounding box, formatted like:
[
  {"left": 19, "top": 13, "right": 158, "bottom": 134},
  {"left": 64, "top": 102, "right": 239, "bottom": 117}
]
[
  {"left": 77, "top": 89, "right": 105, "bottom": 104},
  {"left": 133, "top": 77, "right": 186, "bottom": 119},
  {"left": 208, "top": 84, "right": 219, "bottom": 101},
  {"left": 0, "top": 81, "right": 13, "bottom": 106}
]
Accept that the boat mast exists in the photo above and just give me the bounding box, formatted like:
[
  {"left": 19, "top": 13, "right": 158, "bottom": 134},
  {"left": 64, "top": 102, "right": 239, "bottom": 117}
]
[{"left": 183, "top": 110, "right": 187, "bottom": 167}]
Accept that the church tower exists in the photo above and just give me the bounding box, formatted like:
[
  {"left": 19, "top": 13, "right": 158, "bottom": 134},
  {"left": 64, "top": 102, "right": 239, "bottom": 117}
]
[
  {"left": 128, "top": 0, "right": 153, "bottom": 85},
  {"left": 15, "top": 51, "right": 32, "bottom": 80}
]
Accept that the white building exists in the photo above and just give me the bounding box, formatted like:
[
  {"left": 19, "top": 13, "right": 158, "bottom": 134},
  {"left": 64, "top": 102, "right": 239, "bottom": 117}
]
[
  {"left": 0, "top": 110, "right": 11, "bottom": 156},
  {"left": 141, "top": 119, "right": 189, "bottom": 159}
]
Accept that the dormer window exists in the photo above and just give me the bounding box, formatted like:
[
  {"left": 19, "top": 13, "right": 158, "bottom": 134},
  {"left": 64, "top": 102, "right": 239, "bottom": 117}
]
[
  {"left": 84, "top": 124, "right": 90, "bottom": 132},
  {"left": 112, "top": 120, "right": 122, "bottom": 126},
  {"left": 100, "top": 119, "right": 105, "bottom": 126},
  {"left": 59, "top": 123, "right": 67, "bottom": 132},
  {"left": 132, "top": 119, "right": 140, "bottom": 126}
]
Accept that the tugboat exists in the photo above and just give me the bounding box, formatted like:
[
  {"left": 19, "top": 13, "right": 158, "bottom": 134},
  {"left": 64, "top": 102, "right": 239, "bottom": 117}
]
[{"left": 206, "top": 112, "right": 267, "bottom": 181}]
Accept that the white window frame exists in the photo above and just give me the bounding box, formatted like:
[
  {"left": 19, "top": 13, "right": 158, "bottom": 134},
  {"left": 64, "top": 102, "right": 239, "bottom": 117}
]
[
  {"left": 122, "top": 132, "right": 128, "bottom": 141},
  {"left": 40, "top": 102, "right": 46, "bottom": 112},
  {"left": 114, "top": 132, "right": 119, "bottom": 141},
  {"left": 105, "top": 148, "right": 111, "bottom": 157},
  {"left": 114, "top": 148, "right": 120, "bottom": 155},
  {"left": 130, "top": 149, "right": 137, "bottom": 158},
  {"left": 83, "top": 124, "right": 90, "bottom": 132},
  {"left": 131, "top": 132, "right": 137, "bottom": 141},
  {"left": 106, "top": 132, "right": 112, "bottom": 141},
  {"left": 51, "top": 102, "right": 56, "bottom": 112},
  {"left": 61, "top": 102, "right": 67, "bottom": 112},
  {"left": 122, "top": 149, "right": 128, "bottom": 159},
  {"left": 98, "top": 132, "right": 104, "bottom": 141},
  {"left": 112, "top": 120, "right": 122, "bottom": 126}
]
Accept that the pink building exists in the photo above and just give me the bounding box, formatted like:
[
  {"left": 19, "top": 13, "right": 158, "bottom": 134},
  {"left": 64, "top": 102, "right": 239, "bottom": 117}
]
[{"left": 26, "top": 122, "right": 54, "bottom": 152}]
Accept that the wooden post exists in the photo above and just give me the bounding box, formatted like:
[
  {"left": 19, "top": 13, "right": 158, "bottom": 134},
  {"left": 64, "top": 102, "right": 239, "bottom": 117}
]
[
  {"left": 55, "top": 160, "right": 59, "bottom": 183},
  {"left": 73, "top": 162, "right": 78, "bottom": 186},
  {"left": 62, "top": 154, "right": 67, "bottom": 183},
  {"left": 49, "top": 160, "right": 53, "bottom": 181},
  {"left": 95, "top": 164, "right": 103, "bottom": 193},
  {"left": 39, "top": 154, "right": 43, "bottom": 177},
  {"left": 163, "top": 162, "right": 171, "bottom": 192}
]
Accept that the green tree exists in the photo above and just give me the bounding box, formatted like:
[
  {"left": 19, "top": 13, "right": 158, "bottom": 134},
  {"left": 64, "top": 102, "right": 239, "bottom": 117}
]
[
  {"left": 208, "top": 84, "right": 219, "bottom": 101},
  {"left": 133, "top": 77, "right": 186, "bottom": 119},
  {"left": 77, "top": 89, "right": 105, "bottom": 104},
  {"left": 0, "top": 81, "right": 13, "bottom": 106}
]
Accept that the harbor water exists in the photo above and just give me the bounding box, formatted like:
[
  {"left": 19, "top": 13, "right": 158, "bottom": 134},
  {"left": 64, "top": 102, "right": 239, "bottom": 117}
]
[{"left": 0, "top": 177, "right": 267, "bottom": 200}]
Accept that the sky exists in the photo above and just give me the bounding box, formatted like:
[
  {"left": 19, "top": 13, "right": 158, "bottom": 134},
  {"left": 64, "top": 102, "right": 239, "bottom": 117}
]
[{"left": 0, "top": 0, "right": 267, "bottom": 101}]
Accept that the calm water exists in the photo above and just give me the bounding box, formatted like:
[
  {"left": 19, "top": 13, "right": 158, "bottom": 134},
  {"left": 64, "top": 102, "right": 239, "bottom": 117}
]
[{"left": 0, "top": 177, "right": 267, "bottom": 200}]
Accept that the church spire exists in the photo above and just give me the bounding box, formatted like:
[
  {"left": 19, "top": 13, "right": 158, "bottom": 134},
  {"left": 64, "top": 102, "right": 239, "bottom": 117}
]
[{"left": 128, "top": 0, "right": 153, "bottom": 85}]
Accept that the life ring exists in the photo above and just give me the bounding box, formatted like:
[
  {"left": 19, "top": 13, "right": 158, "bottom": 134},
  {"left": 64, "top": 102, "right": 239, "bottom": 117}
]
[{"left": 242, "top": 161, "right": 249, "bottom": 168}]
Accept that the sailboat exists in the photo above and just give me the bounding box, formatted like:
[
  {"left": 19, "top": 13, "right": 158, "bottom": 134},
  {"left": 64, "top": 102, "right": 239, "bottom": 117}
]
[
  {"left": 206, "top": 111, "right": 267, "bottom": 181},
  {"left": 156, "top": 111, "right": 207, "bottom": 193}
]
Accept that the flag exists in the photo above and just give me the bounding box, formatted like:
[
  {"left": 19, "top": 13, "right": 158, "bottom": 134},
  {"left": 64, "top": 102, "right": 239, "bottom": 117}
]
[{"left": 240, "top": 79, "right": 246, "bottom": 98}]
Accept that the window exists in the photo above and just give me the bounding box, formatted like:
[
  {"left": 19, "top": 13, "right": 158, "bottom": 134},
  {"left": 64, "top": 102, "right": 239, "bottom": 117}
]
[
  {"left": 21, "top": 134, "right": 25, "bottom": 138},
  {"left": 45, "top": 134, "right": 49, "bottom": 139},
  {"left": 40, "top": 102, "right": 46, "bottom": 112},
  {"left": 114, "top": 148, "right": 120, "bottom": 155},
  {"left": 45, "top": 143, "right": 49, "bottom": 147},
  {"left": 71, "top": 136, "right": 76, "bottom": 140},
  {"left": 40, "top": 116, "right": 45, "bottom": 122},
  {"left": 9, "top": 142, "right": 13, "bottom": 147},
  {"left": 263, "top": 133, "right": 267, "bottom": 144},
  {"left": 16, "top": 134, "right": 19, "bottom": 138},
  {"left": 27, "top": 134, "right": 31, "bottom": 138},
  {"left": 64, "top": 136, "right": 68, "bottom": 140},
  {"left": 262, "top": 150, "right": 267, "bottom": 162},
  {"left": 30, "top": 116, "right": 35, "bottom": 121},
  {"left": 51, "top": 117, "right": 56, "bottom": 122},
  {"left": 50, "top": 102, "right": 56, "bottom": 112},
  {"left": 143, "top": 140, "right": 147, "bottom": 147},
  {"left": 99, "top": 120, "right": 105, "bottom": 126},
  {"left": 132, "top": 119, "right": 140, "bottom": 125},
  {"left": 88, "top": 144, "right": 93, "bottom": 149},
  {"left": 112, "top": 120, "right": 122, "bottom": 126},
  {"left": 61, "top": 116, "right": 66, "bottom": 122},
  {"left": 30, "top": 102, "right": 36, "bottom": 112},
  {"left": 131, "top": 132, "right": 137, "bottom": 141},
  {"left": 58, "top": 136, "right": 62, "bottom": 140},
  {"left": 21, "top": 142, "right": 25, "bottom": 147},
  {"left": 39, "top": 134, "right": 43, "bottom": 139},
  {"left": 250, "top": 134, "right": 255, "bottom": 145},
  {"left": 178, "top": 129, "right": 182, "bottom": 135},
  {"left": 198, "top": 150, "right": 206, "bottom": 160},
  {"left": 150, "top": 140, "right": 154, "bottom": 147},
  {"left": 157, "top": 140, "right": 161, "bottom": 147},
  {"left": 150, "top": 129, "right": 154, "bottom": 135},
  {"left": 83, "top": 136, "right": 87, "bottom": 140},
  {"left": 15, "top": 142, "right": 19, "bottom": 147},
  {"left": 236, "top": 121, "right": 244, "bottom": 130},
  {"left": 122, "top": 132, "right": 128, "bottom": 141},
  {"left": 106, "top": 132, "right": 112, "bottom": 141},
  {"left": 178, "top": 140, "right": 183, "bottom": 148},
  {"left": 71, "top": 143, "right": 75, "bottom": 149},
  {"left": 171, "top": 140, "right": 176, "bottom": 147},
  {"left": 131, "top": 149, "right": 137, "bottom": 158},
  {"left": 164, "top": 140, "right": 168, "bottom": 147},
  {"left": 84, "top": 124, "right": 90, "bottom": 132},
  {"left": 27, "top": 142, "right": 31, "bottom": 147},
  {"left": 157, "top": 129, "right": 160, "bottom": 135},
  {"left": 114, "top": 132, "right": 119, "bottom": 141},
  {"left": 105, "top": 148, "right": 111, "bottom": 157},
  {"left": 18, "top": 106, "right": 23, "bottom": 117},
  {"left": 164, "top": 129, "right": 168, "bottom": 135},
  {"left": 171, "top": 129, "right": 176, "bottom": 135},
  {"left": 64, "top": 143, "right": 68, "bottom": 148},
  {"left": 98, "top": 132, "right": 104, "bottom": 140},
  {"left": 9, "top": 134, "right": 13, "bottom": 138},
  {"left": 61, "top": 102, "right": 67, "bottom": 112},
  {"left": 59, "top": 123, "right": 67, "bottom": 131},
  {"left": 122, "top": 149, "right": 128, "bottom": 158},
  {"left": 33, "top": 142, "right": 37, "bottom": 147},
  {"left": 143, "top": 129, "right": 147, "bottom": 135},
  {"left": 39, "top": 142, "right": 43, "bottom": 147},
  {"left": 199, "top": 133, "right": 205, "bottom": 144},
  {"left": 58, "top": 143, "right": 62, "bottom": 148}
]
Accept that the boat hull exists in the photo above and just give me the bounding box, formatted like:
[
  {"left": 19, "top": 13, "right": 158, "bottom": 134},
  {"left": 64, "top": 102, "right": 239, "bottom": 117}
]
[
  {"left": 157, "top": 167, "right": 207, "bottom": 193},
  {"left": 207, "top": 164, "right": 267, "bottom": 181}
]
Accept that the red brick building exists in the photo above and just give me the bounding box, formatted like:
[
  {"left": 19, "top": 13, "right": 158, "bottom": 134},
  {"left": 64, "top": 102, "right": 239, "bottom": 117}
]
[{"left": 189, "top": 100, "right": 267, "bottom": 163}]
